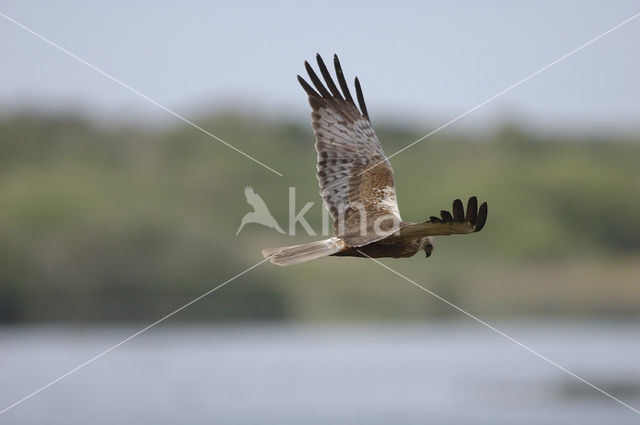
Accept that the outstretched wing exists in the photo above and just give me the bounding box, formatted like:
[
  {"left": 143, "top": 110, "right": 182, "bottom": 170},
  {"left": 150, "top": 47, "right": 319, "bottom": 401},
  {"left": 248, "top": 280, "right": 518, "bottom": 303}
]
[
  {"left": 298, "top": 54, "right": 400, "bottom": 247},
  {"left": 397, "top": 197, "right": 488, "bottom": 239}
]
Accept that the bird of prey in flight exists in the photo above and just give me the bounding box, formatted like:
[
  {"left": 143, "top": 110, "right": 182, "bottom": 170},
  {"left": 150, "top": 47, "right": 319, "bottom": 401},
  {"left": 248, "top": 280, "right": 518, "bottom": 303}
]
[{"left": 263, "top": 54, "right": 487, "bottom": 266}]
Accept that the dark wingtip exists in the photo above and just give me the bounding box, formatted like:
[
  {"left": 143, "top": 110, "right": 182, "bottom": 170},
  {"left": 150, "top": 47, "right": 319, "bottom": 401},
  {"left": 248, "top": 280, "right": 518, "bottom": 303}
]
[
  {"left": 305, "top": 60, "right": 331, "bottom": 98},
  {"left": 297, "top": 75, "right": 319, "bottom": 97},
  {"left": 354, "top": 76, "right": 369, "bottom": 120},
  {"left": 333, "top": 54, "right": 354, "bottom": 103},
  {"left": 316, "top": 53, "right": 342, "bottom": 99},
  {"left": 452, "top": 199, "right": 464, "bottom": 221},
  {"left": 466, "top": 196, "right": 478, "bottom": 223},
  {"left": 475, "top": 202, "right": 488, "bottom": 232}
]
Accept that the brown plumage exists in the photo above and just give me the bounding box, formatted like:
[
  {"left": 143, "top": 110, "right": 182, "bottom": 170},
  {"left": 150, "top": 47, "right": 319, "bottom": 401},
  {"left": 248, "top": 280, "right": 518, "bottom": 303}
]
[{"left": 263, "top": 54, "right": 487, "bottom": 266}]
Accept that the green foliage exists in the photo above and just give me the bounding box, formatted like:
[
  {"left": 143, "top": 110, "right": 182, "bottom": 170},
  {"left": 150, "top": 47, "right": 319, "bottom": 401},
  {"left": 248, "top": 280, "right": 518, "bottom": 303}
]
[{"left": 1, "top": 113, "right": 639, "bottom": 322}]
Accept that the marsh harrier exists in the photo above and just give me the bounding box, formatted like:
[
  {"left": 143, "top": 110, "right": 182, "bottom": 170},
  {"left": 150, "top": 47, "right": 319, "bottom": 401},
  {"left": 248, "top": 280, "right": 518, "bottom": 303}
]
[{"left": 263, "top": 54, "right": 487, "bottom": 266}]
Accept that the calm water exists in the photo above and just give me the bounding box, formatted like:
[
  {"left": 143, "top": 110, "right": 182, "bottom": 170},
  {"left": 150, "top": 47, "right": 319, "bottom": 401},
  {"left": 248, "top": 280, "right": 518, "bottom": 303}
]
[{"left": 1, "top": 321, "right": 639, "bottom": 424}]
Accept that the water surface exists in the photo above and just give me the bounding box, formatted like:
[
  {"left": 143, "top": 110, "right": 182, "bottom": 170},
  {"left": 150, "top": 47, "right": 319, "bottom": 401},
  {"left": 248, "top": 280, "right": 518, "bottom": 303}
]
[{"left": 1, "top": 321, "right": 639, "bottom": 424}]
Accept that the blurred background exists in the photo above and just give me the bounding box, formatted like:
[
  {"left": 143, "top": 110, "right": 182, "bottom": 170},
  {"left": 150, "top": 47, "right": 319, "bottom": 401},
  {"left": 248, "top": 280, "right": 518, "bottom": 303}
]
[{"left": 1, "top": 1, "right": 639, "bottom": 424}]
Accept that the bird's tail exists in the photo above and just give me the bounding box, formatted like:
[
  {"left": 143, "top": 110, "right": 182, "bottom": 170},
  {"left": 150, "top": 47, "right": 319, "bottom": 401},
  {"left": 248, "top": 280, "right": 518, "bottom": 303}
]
[{"left": 262, "top": 237, "right": 345, "bottom": 266}]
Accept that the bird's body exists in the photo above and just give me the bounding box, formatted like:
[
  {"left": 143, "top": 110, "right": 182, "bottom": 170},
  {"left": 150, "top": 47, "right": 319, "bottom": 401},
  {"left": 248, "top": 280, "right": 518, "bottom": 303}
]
[
  {"left": 262, "top": 55, "right": 487, "bottom": 266},
  {"left": 333, "top": 235, "right": 429, "bottom": 259}
]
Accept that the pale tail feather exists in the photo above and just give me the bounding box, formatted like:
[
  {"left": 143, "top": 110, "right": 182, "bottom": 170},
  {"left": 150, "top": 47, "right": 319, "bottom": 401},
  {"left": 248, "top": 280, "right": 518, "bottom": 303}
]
[{"left": 262, "top": 237, "right": 345, "bottom": 266}]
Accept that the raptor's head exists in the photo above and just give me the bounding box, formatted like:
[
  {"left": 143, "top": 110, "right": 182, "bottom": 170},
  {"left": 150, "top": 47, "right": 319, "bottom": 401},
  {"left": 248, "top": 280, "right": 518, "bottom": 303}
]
[{"left": 423, "top": 236, "right": 435, "bottom": 258}]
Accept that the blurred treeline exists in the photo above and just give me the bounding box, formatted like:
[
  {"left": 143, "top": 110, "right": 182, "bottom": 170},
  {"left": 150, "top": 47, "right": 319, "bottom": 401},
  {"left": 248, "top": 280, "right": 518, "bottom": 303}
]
[{"left": 1, "top": 113, "right": 639, "bottom": 323}]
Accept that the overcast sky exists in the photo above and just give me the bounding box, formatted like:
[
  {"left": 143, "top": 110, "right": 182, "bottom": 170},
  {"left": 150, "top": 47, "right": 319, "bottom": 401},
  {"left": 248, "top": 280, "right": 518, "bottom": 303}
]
[{"left": 1, "top": 1, "right": 639, "bottom": 134}]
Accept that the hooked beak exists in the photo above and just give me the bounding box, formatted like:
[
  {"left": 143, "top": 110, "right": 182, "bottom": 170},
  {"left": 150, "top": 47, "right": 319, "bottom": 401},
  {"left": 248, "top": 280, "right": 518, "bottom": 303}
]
[{"left": 424, "top": 244, "right": 433, "bottom": 258}]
